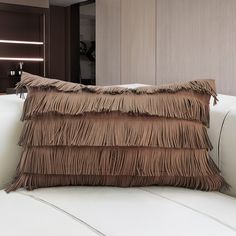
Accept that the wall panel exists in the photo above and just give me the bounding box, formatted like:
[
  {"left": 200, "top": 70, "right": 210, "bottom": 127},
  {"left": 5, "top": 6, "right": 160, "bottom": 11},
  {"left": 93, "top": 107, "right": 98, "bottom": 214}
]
[
  {"left": 121, "top": 0, "right": 156, "bottom": 85},
  {"left": 156, "top": 0, "right": 236, "bottom": 95},
  {"left": 50, "top": 6, "right": 66, "bottom": 81},
  {"left": 96, "top": 0, "right": 121, "bottom": 85},
  {"left": 0, "top": 4, "right": 47, "bottom": 92}
]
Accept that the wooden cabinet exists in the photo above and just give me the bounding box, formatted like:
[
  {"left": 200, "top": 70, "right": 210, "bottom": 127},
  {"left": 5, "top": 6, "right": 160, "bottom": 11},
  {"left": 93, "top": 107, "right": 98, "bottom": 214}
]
[{"left": 0, "top": 3, "right": 48, "bottom": 93}]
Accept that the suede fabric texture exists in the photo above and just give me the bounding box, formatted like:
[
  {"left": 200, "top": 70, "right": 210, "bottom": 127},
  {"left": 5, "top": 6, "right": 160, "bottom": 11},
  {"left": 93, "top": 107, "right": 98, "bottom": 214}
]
[{"left": 6, "top": 72, "right": 228, "bottom": 192}]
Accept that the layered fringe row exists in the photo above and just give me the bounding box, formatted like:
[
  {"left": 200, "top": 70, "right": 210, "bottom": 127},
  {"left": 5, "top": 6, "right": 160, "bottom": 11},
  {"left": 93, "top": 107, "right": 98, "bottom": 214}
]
[
  {"left": 6, "top": 174, "right": 229, "bottom": 192},
  {"left": 17, "top": 147, "right": 219, "bottom": 177},
  {"left": 17, "top": 72, "right": 218, "bottom": 104},
  {"left": 21, "top": 90, "right": 211, "bottom": 126},
  {"left": 19, "top": 114, "right": 213, "bottom": 149}
]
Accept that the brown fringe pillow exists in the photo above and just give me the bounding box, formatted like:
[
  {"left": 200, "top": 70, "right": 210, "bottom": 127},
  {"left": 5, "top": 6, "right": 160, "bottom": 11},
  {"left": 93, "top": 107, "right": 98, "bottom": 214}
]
[{"left": 6, "top": 72, "right": 228, "bottom": 192}]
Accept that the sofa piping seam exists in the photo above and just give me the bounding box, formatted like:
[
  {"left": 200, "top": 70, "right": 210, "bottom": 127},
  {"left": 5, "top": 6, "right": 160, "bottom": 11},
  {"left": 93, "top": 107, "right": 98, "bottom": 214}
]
[
  {"left": 140, "top": 188, "right": 236, "bottom": 233},
  {"left": 16, "top": 191, "right": 106, "bottom": 236}
]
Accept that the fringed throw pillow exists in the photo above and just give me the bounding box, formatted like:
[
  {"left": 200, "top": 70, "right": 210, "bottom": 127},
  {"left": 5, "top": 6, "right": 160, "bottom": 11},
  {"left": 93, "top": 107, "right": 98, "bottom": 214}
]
[{"left": 6, "top": 72, "right": 228, "bottom": 192}]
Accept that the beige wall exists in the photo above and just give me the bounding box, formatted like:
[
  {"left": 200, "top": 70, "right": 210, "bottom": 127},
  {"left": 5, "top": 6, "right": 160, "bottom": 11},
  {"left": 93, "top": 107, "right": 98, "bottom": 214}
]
[
  {"left": 121, "top": 0, "right": 156, "bottom": 85},
  {"left": 96, "top": 0, "right": 156, "bottom": 86},
  {"left": 96, "top": 0, "right": 236, "bottom": 95},
  {"left": 0, "top": 0, "right": 49, "bottom": 8},
  {"left": 96, "top": 0, "right": 121, "bottom": 85},
  {"left": 156, "top": 0, "right": 236, "bottom": 95}
]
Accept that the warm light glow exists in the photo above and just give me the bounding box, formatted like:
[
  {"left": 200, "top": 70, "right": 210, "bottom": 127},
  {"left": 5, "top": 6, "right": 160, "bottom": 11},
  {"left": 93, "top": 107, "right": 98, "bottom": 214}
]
[
  {"left": 0, "top": 57, "right": 44, "bottom": 61},
  {"left": 0, "top": 40, "right": 43, "bottom": 45}
]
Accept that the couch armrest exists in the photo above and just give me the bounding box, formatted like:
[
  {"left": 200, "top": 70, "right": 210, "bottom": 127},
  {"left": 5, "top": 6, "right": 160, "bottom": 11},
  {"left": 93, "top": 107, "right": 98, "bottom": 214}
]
[
  {"left": 219, "top": 108, "right": 236, "bottom": 197},
  {"left": 0, "top": 95, "right": 24, "bottom": 189},
  {"left": 208, "top": 94, "right": 236, "bottom": 197}
]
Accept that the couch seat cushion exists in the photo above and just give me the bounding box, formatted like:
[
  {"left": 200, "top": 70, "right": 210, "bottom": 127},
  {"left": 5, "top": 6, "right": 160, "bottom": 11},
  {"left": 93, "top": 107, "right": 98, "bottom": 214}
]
[{"left": 1, "top": 186, "right": 236, "bottom": 236}]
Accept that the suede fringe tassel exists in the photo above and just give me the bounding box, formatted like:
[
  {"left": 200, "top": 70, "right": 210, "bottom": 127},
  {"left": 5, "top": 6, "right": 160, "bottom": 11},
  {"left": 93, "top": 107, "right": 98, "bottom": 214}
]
[
  {"left": 6, "top": 174, "right": 229, "bottom": 192},
  {"left": 19, "top": 114, "right": 213, "bottom": 149},
  {"left": 16, "top": 147, "right": 219, "bottom": 177},
  {"left": 17, "top": 72, "right": 218, "bottom": 104},
  {"left": 21, "top": 90, "right": 211, "bottom": 126},
  {"left": 6, "top": 146, "right": 229, "bottom": 192}
]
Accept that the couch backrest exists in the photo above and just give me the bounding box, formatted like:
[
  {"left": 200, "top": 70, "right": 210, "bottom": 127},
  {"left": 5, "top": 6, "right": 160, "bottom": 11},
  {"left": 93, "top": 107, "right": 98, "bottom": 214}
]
[{"left": 0, "top": 93, "right": 236, "bottom": 197}]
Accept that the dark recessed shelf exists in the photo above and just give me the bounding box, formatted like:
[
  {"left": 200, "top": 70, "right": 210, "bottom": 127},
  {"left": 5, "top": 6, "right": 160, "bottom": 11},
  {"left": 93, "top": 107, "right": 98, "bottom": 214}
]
[
  {"left": 8, "top": 75, "right": 21, "bottom": 79},
  {"left": 0, "top": 3, "right": 48, "bottom": 93}
]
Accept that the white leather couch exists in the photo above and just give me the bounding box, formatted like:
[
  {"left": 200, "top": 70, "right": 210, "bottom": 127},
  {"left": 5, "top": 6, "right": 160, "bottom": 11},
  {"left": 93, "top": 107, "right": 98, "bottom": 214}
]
[{"left": 0, "top": 93, "right": 236, "bottom": 236}]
